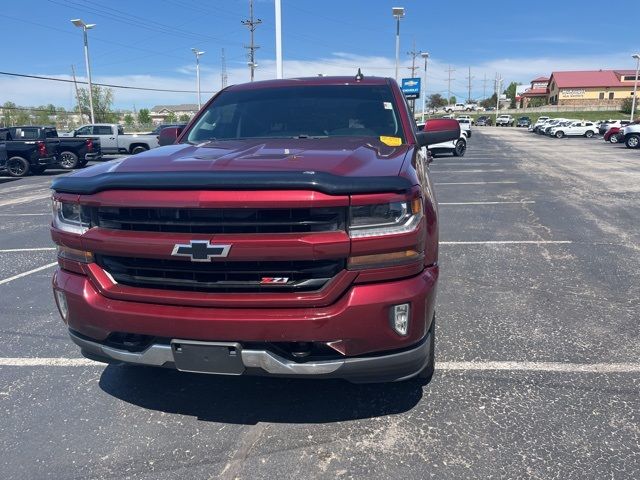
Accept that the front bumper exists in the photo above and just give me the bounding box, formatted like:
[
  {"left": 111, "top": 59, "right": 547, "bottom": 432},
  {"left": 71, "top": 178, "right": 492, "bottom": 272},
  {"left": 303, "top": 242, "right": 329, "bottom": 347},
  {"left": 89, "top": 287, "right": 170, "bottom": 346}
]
[{"left": 69, "top": 329, "right": 432, "bottom": 383}]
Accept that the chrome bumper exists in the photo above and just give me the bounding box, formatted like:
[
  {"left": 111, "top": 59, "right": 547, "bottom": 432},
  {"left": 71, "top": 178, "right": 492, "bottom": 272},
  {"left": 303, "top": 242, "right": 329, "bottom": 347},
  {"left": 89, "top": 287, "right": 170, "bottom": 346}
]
[{"left": 69, "top": 330, "right": 431, "bottom": 383}]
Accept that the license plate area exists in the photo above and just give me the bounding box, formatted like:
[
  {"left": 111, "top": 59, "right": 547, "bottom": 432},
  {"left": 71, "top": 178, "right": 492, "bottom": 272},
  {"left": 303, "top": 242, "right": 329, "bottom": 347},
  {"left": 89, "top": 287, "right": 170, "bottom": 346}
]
[{"left": 171, "top": 340, "right": 245, "bottom": 375}]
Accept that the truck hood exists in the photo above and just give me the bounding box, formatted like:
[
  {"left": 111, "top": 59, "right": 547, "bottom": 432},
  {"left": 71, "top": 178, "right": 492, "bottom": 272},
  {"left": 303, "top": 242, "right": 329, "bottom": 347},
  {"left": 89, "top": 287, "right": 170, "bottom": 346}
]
[{"left": 70, "top": 137, "right": 411, "bottom": 179}]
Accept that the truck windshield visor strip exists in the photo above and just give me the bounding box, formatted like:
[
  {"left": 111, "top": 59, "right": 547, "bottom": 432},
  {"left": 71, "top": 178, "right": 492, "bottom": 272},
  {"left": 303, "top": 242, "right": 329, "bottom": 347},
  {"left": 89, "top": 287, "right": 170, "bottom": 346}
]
[{"left": 51, "top": 171, "right": 413, "bottom": 196}]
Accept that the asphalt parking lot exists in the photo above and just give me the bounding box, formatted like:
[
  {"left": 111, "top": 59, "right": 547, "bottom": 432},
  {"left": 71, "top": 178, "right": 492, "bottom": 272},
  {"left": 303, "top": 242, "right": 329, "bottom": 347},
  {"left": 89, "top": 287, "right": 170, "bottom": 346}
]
[{"left": 1, "top": 132, "right": 639, "bottom": 479}]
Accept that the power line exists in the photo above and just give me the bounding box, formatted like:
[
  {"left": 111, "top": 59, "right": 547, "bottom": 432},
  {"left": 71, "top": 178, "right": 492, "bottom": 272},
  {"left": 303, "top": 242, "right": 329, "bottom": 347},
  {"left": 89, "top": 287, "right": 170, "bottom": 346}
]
[
  {"left": 482, "top": 74, "right": 488, "bottom": 100},
  {"left": 0, "top": 71, "right": 216, "bottom": 94},
  {"left": 406, "top": 40, "right": 420, "bottom": 78}
]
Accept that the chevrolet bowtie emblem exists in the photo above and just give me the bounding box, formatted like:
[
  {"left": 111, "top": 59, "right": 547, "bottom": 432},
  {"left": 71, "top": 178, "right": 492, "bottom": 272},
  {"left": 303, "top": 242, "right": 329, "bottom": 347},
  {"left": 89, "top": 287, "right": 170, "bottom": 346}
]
[{"left": 171, "top": 241, "right": 231, "bottom": 262}]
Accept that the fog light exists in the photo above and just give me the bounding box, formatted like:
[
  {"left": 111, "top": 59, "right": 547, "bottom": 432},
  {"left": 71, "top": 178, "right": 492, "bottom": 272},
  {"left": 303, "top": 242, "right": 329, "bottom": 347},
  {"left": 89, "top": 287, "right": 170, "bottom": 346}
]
[
  {"left": 54, "top": 289, "right": 68, "bottom": 322},
  {"left": 390, "top": 303, "right": 410, "bottom": 336}
]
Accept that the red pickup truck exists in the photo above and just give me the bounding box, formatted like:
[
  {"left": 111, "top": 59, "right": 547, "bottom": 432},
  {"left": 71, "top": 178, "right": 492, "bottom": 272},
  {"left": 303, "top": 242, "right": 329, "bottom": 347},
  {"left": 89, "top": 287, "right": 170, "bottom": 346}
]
[{"left": 50, "top": 75, "right": 459, "bottom": 383}]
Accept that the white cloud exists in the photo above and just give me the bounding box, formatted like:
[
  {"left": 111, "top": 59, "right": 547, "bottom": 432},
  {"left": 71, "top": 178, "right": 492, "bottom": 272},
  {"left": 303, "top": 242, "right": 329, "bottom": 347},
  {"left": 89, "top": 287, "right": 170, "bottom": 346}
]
[{"left": 1, "top": 50, "right": 637, "bottom": 109}]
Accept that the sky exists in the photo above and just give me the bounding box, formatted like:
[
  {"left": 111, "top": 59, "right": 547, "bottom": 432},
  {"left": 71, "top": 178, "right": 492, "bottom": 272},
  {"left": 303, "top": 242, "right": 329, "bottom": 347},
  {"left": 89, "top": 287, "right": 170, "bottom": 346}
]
[{"left": 0, "top": 0, "right": 638, "bottom": 110}]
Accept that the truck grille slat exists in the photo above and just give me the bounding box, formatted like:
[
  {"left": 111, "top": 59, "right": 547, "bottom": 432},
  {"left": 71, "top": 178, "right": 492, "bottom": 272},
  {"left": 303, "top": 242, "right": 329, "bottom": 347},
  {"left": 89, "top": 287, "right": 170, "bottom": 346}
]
[
  {"left": 96, "top": 255, "right": 344, "bottom": 293},
  {"left": 94, "top": 207, "right": 346, "bottom": 234}
]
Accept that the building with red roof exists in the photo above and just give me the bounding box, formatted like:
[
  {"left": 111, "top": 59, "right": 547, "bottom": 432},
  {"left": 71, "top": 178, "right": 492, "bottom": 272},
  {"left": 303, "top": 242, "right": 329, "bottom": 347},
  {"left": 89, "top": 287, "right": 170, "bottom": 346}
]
[{"left": 547, "top": 70, "right": 638, "bottom": 107}]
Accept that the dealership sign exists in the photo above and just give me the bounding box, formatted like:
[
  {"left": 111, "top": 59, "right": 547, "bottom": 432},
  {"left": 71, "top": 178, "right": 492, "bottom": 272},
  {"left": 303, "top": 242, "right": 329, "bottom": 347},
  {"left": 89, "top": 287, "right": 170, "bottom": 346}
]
[
  {"left": 401, "top": 78, "right": 421, "bottom": 99},
  {"left": 560, "top": 89, "right": 586, "bottom": 98}
]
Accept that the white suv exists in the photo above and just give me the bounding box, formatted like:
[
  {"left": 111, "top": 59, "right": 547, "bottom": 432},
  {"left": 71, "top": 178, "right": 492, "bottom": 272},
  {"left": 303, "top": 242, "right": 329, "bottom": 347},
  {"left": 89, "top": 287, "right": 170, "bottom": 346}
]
[{"left": 549, "top": 121, "right": 598, "bottom": 138}]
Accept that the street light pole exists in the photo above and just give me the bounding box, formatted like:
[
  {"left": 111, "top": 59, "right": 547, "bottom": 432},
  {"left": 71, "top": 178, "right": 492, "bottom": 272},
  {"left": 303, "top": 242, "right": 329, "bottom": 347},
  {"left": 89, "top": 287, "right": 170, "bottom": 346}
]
[
  {"left": 630, "top": 54, "right": 640, "bottom": 122},
  {"left": 421, "top": 52, "right": 429, "bottom": 122},
  {"left": 191, "top": 49, "right": 205, "bottom": 110},
  {"left": 71, "top": 19, "right": 96, "bottom": 123},
  {"left": 392, "top": 7, "right": 405, "bottom": 82},
  {"left": 275, "top": 0, "right": 283, "bottom": 79}
]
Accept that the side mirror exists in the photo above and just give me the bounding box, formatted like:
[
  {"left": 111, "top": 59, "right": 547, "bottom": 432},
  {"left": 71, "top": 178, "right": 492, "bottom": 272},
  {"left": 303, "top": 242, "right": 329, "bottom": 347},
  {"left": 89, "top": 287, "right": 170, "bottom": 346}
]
[
  {"left": 158, "top": 127, "right": 183, "bottom": 146},
  {"left": 416, "top": 119, "right": 460, "bottom": 147}
]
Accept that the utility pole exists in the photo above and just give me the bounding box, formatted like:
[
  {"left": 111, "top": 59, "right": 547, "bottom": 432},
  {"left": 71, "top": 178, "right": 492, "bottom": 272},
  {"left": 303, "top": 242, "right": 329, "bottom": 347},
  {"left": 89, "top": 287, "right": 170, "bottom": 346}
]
[
  {"left": 466, "top": 66, "right": 474, "bottom": 103},
  {"left": 242, "top": 0, "right": 262, "bottom": 82},
  {"left": 495, "top": 73, "right": 502, "bottom": 125},
  {"left": 482, "top": 73, "right": 488, "bottom": 100},
  {"left": 447, "top": 66, "right": 455, "bottom": 105},
  {"left": 221, "top": 48, "right": 228, "bottom": 89},
  {"left": 70, "top": 64, "right": 83, "bottom": 122},
  {"left": 406, "top": 40, "right": 420, "bottom": 77},
  {"left": 275, "top": 0, "right": 283, "bottom": 78}
]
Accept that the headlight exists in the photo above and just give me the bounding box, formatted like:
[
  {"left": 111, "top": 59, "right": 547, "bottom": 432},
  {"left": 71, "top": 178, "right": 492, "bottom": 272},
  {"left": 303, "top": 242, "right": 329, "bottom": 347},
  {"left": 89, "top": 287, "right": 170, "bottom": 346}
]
[
  {"left": 52, "top": 199, "right": 91, "bottom": 234},
  {"left": 348, "top": 198, "right": 422, "bottom": 238}
]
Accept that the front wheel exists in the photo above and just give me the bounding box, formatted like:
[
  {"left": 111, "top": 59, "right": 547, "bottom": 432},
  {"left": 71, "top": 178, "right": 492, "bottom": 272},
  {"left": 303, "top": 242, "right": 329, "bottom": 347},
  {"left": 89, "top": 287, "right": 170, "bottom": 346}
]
[
  {"left": 131, "top": 145, "right": 148, "bottom": 155},
  {"left": 626, "top": 134, "right": 640, "bottom": 149},
  {"left": 584, "top": 130, "right": 594, "bottom": 138},
  {"left": 453, "top": 139, "right": 466, "bottom": 157},
  {"left": 6, "top": 157, "right": 30, "bottom": 177},
  {"left": 609, "top": 135, "right": 619, "bottom": 144},
  {"left": 555, "top": 131, "right": 564, "bottom": 138},
  {"left": 59, "top": 151, "right": 79, "bottom": 169}
]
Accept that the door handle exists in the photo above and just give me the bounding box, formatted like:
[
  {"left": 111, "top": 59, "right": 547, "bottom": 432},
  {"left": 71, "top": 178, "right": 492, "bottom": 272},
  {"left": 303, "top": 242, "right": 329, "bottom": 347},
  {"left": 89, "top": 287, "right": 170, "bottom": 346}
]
[{"left": 109, "top": 137, "right": 115, "bottom": 140}]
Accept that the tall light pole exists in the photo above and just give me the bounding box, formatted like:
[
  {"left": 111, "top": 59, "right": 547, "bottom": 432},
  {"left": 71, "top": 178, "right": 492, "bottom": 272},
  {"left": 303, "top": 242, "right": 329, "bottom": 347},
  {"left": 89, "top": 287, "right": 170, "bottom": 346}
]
[
  {"left": 191, "top": 49, "right": 205, "bottom": 110},
  {"left": 71, "top": 19, "right": 96, "bottom": 124},
  {"left": 630, "top": 54, "right": 640, "bottom": 122},
  {"left": 275, "top": 0, "right": 283, "bottom": 79},
  {"left": 392, "top": 7, "right": 405, "bottom": 82},
  {"left": 421, "top": 52, "right": 429, "bottom": 122}
]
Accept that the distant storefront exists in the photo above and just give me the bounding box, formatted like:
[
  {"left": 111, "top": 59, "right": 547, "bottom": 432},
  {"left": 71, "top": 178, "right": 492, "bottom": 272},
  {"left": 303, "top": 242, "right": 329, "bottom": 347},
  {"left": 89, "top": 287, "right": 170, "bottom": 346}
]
[{"left": 547, "top": 70, "right": 638, "bottom": 107}]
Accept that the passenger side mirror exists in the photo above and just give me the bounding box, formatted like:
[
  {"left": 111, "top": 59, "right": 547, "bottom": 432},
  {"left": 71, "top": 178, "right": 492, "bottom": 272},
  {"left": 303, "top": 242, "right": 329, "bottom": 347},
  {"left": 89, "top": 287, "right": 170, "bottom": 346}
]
[
  {"left": 416, "top": 119, "right": 460, "bottom": 147},
  {"left": 158, "top": 127, "right": 183, "bottom": 146}
]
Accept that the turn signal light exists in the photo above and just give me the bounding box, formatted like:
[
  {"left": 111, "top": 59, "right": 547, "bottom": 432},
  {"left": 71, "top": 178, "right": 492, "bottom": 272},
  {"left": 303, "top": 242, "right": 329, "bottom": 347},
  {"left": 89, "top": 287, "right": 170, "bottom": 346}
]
[
  {"left": 347, "top": 250, "right": 421, "bottom": 269},
  {"left": 57, "top": 246, "right": 94, "bottom": 263}
]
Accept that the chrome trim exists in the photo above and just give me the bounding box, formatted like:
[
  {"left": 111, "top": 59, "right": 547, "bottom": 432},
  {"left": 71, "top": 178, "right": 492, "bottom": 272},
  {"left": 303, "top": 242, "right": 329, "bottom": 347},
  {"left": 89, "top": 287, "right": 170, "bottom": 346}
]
[{"left": 241, "top": 350, "right": 344, "bottom": 375}]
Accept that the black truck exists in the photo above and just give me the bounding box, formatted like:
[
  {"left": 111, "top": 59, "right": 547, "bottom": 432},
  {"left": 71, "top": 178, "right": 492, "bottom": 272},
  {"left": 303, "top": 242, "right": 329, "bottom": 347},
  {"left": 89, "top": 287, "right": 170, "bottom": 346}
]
[
  {"left": 0, "top": 126, "right": 102, "bottom": 176},
  {"left": 0, "top": 127, "right": 58, "bottom": 177}
]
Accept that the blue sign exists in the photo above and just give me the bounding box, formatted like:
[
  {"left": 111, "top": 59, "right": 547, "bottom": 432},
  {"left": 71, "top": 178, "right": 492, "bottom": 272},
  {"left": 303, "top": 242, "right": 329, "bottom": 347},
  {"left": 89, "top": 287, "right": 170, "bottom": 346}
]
[{"left": 401, "top": 77, "right": 421, "bottom": 99}]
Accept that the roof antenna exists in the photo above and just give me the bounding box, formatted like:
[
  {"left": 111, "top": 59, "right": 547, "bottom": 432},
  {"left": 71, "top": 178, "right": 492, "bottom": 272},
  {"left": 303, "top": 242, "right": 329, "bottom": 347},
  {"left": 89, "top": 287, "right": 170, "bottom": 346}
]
[{"left": 355, "top": 68, "right": 364, "bottom": 81}]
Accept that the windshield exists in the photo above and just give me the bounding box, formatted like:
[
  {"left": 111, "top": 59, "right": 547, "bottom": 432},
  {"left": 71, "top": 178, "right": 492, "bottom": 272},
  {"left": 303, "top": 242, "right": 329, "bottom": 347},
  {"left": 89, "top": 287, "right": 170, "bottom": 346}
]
[{"left": 185, "top": 85, "right": 404, "bottom": 144}]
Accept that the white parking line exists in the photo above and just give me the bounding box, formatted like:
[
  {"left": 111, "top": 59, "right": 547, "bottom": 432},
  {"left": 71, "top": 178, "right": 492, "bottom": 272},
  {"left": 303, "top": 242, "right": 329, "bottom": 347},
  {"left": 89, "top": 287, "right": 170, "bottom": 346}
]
[
  {"left": 432, "top": 169, "right": 506, "bottom": 173},
  {"left": 435, "top": 181, "right": 517, "bottom": 185},
  {"left": 0, "top": 262, "right": 58, "bottom": 286},
  {"left": 0, "top": 213, "right": 50, "bottom": 217},
  {"left": 439, "top": 201, "right": 535, "bottom": 206},
  {"left": 0, "top": 248, "right": 56, "bottom": 253},
  {"left": 431, "top": 163, "right": 500, "bottom": 166},
  {"left": 441, "top": 240, "right": 572, "bottom": 245},
  {"left": 0, "top": 192, "right": 51, "bottom": 207},
  {"left": 1, "top": 358, "right": 638, "bottom": 374}
]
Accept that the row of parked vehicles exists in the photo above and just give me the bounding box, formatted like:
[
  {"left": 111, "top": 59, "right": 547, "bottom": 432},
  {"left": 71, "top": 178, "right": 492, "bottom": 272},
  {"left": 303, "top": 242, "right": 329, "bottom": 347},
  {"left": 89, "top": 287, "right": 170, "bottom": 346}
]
[
  {"left": 528, "top": 116, "right": 640, "bottom": 147},
  {"left": 0, "top": 123, "right": 163, "bottom": 177}
]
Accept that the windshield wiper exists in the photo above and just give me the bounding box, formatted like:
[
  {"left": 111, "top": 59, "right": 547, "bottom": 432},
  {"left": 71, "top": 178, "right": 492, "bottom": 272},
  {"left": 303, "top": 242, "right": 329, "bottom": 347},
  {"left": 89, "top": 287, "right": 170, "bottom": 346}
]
[{"left": 291, "top": 134, "right": 328, "bottom": 139}]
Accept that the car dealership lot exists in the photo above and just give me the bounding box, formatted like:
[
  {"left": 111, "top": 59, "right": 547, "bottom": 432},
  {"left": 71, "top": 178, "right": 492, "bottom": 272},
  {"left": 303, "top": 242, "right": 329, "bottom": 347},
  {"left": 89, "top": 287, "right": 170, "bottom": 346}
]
[{"left": 1, "top": 133, "right": 639, "bottom": 479}]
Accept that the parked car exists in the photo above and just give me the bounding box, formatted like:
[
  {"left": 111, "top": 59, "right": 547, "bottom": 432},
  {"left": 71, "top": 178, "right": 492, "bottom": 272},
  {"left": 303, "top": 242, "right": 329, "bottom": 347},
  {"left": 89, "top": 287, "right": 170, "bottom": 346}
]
[
  {"left": 51, "top": 76, "right": 463, "bottom": 384},
  {"left": 66, "top": 124, "right": 159, "bottom": 155},
  {"left": 622, "top": 123, "right": 640, "bottom": 148},
  {"left": 598, "top": 120, "right": 630, "bottom": 136},
  {"left": 457, "top": 118, "right": 472, "bottom": 138},
  {"left": 531, "top": 116, "right": 550, "bottom": 133},
  {"left": 417, "top": 122, "right": 467, "bottom": 157},
  {"left": 476, "top": 115, "right": 492, "bottom": 126},
  {"left": 151, "top": 123, "right": 188, "bottom": 136},
  {"left": 496, "top": 114, "right": 514, "bottom": 127},
  {"left": 444, "top": 103, "right": 480, "bottom": 113},
  {"left": 0, "top": 127, "right": 59, "bottom": 176},
  {"left": 1, "top": 125, "right": 102, "bottom": 170},
  {"left": 549, "top": 121, "right": 597, "bottom": 138},
  {"left": 603, "top": 126, "right": 624, "bottom": 143},
  {"left": 456, "top": 114, "right": 473, "bottom": 125},
  {"left": 516, "top": 116, "right": 531, "bottom": 128}
]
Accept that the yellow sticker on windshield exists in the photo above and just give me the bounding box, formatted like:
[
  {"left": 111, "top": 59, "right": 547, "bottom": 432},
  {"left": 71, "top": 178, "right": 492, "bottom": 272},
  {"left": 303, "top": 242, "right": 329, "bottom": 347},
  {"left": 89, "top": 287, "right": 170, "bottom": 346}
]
[{"left": 379, "top": 136, "right": 402, "bottom": 146}]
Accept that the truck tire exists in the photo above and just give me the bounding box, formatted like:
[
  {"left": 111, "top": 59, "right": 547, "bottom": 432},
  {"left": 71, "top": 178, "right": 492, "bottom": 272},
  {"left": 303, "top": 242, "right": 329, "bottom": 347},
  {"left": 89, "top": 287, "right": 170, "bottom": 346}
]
[
  {"left": 59, "top": 151, "right": 79, "bottom": 169},
  {"left": 584, "top": 130, "right": 594, "bottom": 138},
  {"left": 626, "top": 134, "right": 640, "bottom": 149},
  {"left": 453, "top": 139, "right": 466, "bottom": 157},
  {"left": 415, "top": 315, "right": 435, "bottom": 383},
  {"left": 6, "top": 157, "right": 30, "bottom": 177},
  {"left": 131, "top": 145, "right": 148, "bottom": 155}
]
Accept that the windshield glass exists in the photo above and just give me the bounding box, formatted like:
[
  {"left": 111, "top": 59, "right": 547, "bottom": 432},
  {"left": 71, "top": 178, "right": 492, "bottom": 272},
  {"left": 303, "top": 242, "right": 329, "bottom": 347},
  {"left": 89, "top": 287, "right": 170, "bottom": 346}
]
[{"left": 185, "top": 85, "right": 404, "bottom": 143}]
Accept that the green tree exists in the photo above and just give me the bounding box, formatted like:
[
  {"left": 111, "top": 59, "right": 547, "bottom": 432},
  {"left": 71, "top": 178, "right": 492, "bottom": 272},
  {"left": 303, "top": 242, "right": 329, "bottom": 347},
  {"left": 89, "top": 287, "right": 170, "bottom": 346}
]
[
  {"left": 76, "top": 86, "right": 118, "bottom": 123},
  {"left": 34, "top": 105, "right": 52, "bottom": 125},
  {"left": 179, "top": 113, "right": 190, "bottom": 122},
  {"left": 2, "top": 101, "right": 16, "bottom": 126},
  {"left": 124, "top": 113, "right": 134, "bottom": 127},
  {"left": 137, "top": 108, "right": 151, "bottom": 125},
  {"left": 480, "top": 93, "right": 498, "bottom": 109},
  {"left": 504, "top": 81, "right": 520, "bottom": 109},
  {"left": 165, "top": 111, "right": 177, "bottom": 123},
  {"left": 427, "top": 94, "right": 446, "bottom": 109},
  {"left": 449, "top": 96, "right": 457, "bottom": 104},
  {"left": 621, "top": 97, "right": 635, "bottom": 115}
]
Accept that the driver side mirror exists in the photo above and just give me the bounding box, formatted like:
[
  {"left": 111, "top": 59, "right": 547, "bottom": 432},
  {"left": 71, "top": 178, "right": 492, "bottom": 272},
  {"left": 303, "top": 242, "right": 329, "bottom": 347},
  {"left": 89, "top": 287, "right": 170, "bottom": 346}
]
[
  {"left": 416, "top": 119, "right": 460, "bottom": 147},
  {"left": 158, "top": 127, "right": 184, "bottom": 146}
]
